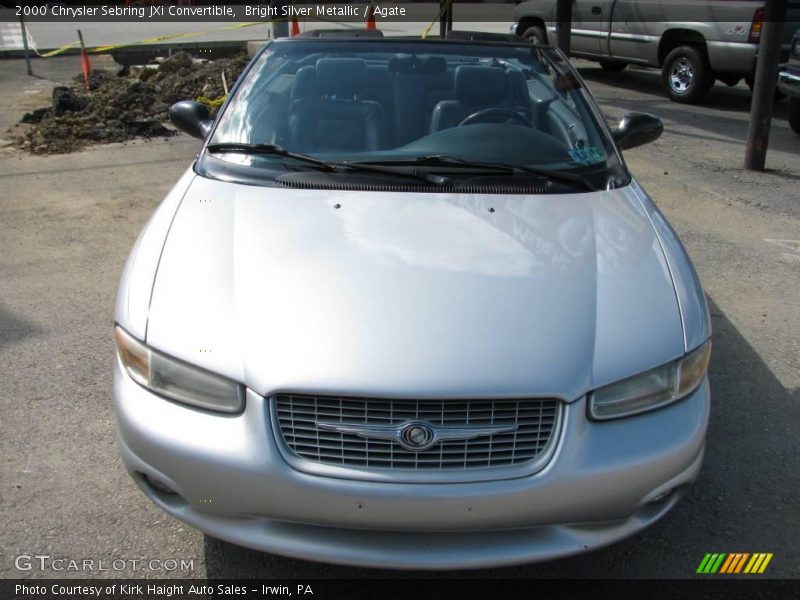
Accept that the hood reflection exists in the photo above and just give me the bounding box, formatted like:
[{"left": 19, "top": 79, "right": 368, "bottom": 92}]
[{"left": 333, "top": 188, "right": 653, "bottom": 278}]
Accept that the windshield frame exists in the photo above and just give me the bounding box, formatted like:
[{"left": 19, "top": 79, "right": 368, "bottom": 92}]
[{"left": 196, "top": 37, "right": 631, "bottom": 191}]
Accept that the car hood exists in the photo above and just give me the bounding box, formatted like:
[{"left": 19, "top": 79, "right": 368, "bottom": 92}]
[{"left": 146, "top": 177, "right": 684, "bottom": 401}]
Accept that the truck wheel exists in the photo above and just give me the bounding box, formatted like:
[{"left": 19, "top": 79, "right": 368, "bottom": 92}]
[
  {"left": 789, "top": 97, "right": 800, "bottom": 135},
  {"left": 522, "top": 25, "right": 547, "bottom": 45},
  {"left": 662, "top": 46, "right": 713, "bottom": 104},
  {"left": 599, "top": 60, "right": 627, "bottom": 72}
]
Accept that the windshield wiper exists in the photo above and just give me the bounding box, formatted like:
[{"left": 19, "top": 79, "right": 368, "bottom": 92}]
[
  {"left": 336, "top": 161, "right": 451, "bottom": 186},
  {"left": 206, "top": 143, "right": 451, "bottom": 186},
  {"left": 504, "top": 162, "right": 598, "bottom": 191},
  {"left": 358, "top": 155, "right": 599, "bottom": 191},
  {"left": 357, "top": 155, "right": 514, "bottom": 173},
  {"left": 205, "top": 143, "right": 337, "bottom": 172}
]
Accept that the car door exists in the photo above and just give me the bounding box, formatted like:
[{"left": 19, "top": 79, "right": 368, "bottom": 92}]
[
  {"left": 606, "top": 0, "right": 660, "bottom": 65},
  {"left": 569, "top": 0, "right": 614, "bottom": 57}
]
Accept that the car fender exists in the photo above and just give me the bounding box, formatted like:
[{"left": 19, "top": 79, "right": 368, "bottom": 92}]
[
  {"left": 629, "top": 179, "right": 711, "bottom": 352},
  {"left": 115, "top": 168, "right": 195, "bottom": 340}
]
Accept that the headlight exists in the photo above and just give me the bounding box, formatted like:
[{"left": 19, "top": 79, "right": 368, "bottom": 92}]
[
  {"left": 588, "top": 340, "right": 711, "bottom": 421},
  {"left": 114, "top": 326, "right": 244, "bottom": 414}
]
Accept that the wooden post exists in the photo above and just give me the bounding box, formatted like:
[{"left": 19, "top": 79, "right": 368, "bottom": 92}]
[
  {"left": 744, "top": 0, "right": 788, "bottom": 171},
  {"left": 555, "top": 0, "right": 573, "bottom": 55},
  {"left": 439, "top": 0, "right": 447, "bottom": 38},
  {"left": 19, "top": 15, "right": 33, "bottom": 76},
  {"left": 272, "top": 0, "right": 289, "bottom": 38},
  {"left": 446, "top": 1, "right": 453, "bottom": 34}
]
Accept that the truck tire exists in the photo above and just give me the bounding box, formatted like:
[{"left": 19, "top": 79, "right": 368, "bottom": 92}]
[
  {"left": 661, "top": 45, "right": 713, "bottom": 104},
  {"left": 599, "top": 60, "right": 627, "bottom": 72},
  {"left": 522, "top": 25, "right": 547, "bottom": 45},
  {"left": 789, "top": 97, "right": 800, "bottom": 135}
]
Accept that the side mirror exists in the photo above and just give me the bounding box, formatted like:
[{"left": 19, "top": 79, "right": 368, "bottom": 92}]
[
  {"left": 169, "top": 101, "right": 213, "bottom": 139},
  {"left": 612, "top": 112, "right": 663, "bottom": 151}
]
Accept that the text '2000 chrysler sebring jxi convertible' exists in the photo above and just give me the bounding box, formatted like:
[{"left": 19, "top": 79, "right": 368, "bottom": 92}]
[{"left": 113, "top": 34, "right": 712, "bottom": 570}]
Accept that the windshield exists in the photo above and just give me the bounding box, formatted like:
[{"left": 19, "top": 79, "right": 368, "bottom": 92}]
[{"left": 204, "top": 38, "right": 627, "bottom": 191}]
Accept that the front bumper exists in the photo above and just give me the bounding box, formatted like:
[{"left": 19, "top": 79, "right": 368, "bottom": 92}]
[
  {"left": 778, "top": 64, "right": 800, "bottom": 98},
  {"left": 114, "top": 358, "right": 709, "bottom": 569}
]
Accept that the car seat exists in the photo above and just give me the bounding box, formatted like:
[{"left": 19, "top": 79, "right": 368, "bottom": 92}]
[
  {"left": 430, "top": 65, "right": 530, "bottom": 133},
  {"left": 289, "top": 58, "right": 387, "bottom": 153}
]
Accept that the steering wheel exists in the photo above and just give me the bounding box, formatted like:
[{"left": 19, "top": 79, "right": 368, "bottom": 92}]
[{"left": 459, "top": 108, "right": 533, "bottom": 128}]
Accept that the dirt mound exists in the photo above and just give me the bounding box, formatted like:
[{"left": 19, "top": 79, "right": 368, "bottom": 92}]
[{"left": 13, "top": 51, "right": 251, "bottom": 155}]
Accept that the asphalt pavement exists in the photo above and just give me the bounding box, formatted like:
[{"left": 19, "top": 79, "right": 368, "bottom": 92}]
[{"left": 0, "top": 55, "right": 798, "bottom": 579}]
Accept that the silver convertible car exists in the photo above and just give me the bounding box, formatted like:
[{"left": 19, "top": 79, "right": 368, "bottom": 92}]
[{"left": 114, "top": 32, "right": 711, "bottom": 569}]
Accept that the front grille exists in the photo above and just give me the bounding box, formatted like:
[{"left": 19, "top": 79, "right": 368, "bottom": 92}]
[{"left": 274, "top": 394, "right": 561, "bottom": 472}]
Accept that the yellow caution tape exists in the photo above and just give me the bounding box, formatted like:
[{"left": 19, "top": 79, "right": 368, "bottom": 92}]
[
  {"left": 22, "top": 22, "right": 79, "bottom": 57},
  {"left": 23, "top": 21, "right": 271, "bottom": 58},
  {"left": 91, "top": 30, "right": 208, "bottom": 54},
  {"left": 196, "top": 94, "right": 227, "bottom": 109},
  {"left": 221, "top": 22, "right": 264, "bottom": 30},
  {"left": 38, "top": 41, "right": 80, "bottom": 58},
  {"left": 421, "top": 0, "right": 455, "bottom": 39}
]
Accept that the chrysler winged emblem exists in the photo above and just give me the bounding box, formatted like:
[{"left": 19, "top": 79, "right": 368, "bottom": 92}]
[{"left": 316, "top": 419, "right": 517, "bottom": 452}]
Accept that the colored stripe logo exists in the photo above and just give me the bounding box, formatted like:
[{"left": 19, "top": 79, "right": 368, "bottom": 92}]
[{"left": 697, "top": 553, "right": 773, "bottom": 574}]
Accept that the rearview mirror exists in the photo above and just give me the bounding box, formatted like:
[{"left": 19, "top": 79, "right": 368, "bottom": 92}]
[
  {"left": 612, "top": 113, "right": 663, "bottom": 151},
  {"left": 169, "top": 101, "right": 213, "bottom": 140}
]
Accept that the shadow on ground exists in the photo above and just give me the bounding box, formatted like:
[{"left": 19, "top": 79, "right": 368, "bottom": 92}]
[
  {"left": 578, "top": 65, "right": 769, "bottom": 114},
  {"left": 578, "top": 65, "right": 799, "bottom": 155},
  {"left": 0, "top": 302, "right": 42, "bottom": 347},
  {"left": 204, "top": 297, "right": 798, "bottom": 578}
]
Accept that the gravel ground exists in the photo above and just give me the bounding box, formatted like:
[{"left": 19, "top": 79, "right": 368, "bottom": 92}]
[
  {"left": 0, "top": 56, "right": 798, "bottom": 580},
  {"left": 11, "top": 51, "right": 249, "bottom": 155}
]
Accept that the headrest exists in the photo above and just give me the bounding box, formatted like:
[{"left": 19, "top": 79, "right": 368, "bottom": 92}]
[
  {"left": 291, "top": 66, "right": 316, "bottom": 102},
  {"left": 316, "top": 58, "right": 365, "bottom": 99},
  {"left": 455, "top": 65, "right": 507, "bottom": 106},
  {"left": 364, "top": 65, "right": 393, "bottom": 87},
  {"left": 389, "top": 54, "right": 447, "bottom": 75}
]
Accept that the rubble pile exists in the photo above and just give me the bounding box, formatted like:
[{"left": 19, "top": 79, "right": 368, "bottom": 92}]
[{"left": 14, "top": 51, "right": 250, "bottom": 154}]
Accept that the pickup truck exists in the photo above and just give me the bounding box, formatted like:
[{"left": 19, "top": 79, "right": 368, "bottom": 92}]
[
  {"left": 512, "top": 0, "right": 800, "bottom": 103},
  {"left": 778, "top": 28, "right": 800, "bottom": 133}
]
